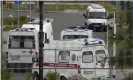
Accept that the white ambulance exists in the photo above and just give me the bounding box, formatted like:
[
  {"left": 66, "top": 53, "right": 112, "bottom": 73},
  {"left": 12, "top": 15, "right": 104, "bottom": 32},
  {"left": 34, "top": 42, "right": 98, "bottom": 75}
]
[
  {"left": 32, "top": 38, "right": 115, "bottom": 80},
  {"left": 83, "top": 4, "right": 109, "bottom": 31},
  {"left": 32, "top": 40, "right": 82, "bottom": 80},
  {"left": 60, "top": 26, "right": 93, "bottom": 40},
  {"left": 6, "top": 18, "right": 54, "bottom": 70}
]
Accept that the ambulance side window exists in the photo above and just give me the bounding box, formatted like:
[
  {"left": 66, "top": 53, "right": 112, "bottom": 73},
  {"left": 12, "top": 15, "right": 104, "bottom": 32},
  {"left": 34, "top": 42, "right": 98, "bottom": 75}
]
[
  {"left": 96, "top": 50, "right": 106, "bottom": 62},
  {"left": 58, "top": 51, "right": 70, "bottom": 63},
  {"left": 82, "top": 51, "right": 93, "bottom": 63}
]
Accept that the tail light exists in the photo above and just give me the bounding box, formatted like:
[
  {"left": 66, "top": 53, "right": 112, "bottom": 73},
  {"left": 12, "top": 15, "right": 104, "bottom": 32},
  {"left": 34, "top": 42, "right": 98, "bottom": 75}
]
[
  {"left": 6, "top": 52, "right": 8, "bottom": 58},
  {"left": 78, "top": 65, "right": 81, "bottom": 74}
]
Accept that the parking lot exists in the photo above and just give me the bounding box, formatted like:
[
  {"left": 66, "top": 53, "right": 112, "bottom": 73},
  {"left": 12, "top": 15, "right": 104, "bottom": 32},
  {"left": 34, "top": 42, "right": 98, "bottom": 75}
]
[{"left": 2, "top": 10, "right": 131, "bottom": 80}]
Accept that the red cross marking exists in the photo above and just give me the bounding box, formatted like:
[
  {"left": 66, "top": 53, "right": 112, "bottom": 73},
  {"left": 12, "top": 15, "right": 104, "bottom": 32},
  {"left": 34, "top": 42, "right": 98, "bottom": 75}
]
[
  {"left": 28, "top": 50, "right": 33, "bottom": 54},
  {"left": 100, "top": 63, "right": 105, "bottom": 68}
]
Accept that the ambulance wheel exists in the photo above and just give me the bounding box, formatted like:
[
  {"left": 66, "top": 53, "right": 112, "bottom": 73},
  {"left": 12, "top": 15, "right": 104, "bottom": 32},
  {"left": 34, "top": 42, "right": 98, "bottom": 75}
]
[
  {"left": 32, "top": 72, "right": 39, "bottom": 80},
  {"left": 60, "top": 76, "right": 67, "bottom": 80}
]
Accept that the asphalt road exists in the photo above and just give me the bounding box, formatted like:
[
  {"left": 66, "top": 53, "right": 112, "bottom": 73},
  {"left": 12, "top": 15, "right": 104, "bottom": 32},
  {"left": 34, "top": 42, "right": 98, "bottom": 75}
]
[
  {"left": 2, "top": 11, "right": 132, "bottom": 80},
  {"left": 2, "top": 11, "right": 106, "bottom": 41}
]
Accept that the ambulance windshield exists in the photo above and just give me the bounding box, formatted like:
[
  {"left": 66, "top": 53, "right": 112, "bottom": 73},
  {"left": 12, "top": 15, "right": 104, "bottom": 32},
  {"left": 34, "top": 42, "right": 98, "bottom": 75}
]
[
  {"left": 89, "top": 12, "right": 106, "bottom": 19},
  {"left": 63, "top": 35, "right": 88, "bottom": 40},
  {"left": 8, "top": 36, "right": 35, "bottom": 49}
]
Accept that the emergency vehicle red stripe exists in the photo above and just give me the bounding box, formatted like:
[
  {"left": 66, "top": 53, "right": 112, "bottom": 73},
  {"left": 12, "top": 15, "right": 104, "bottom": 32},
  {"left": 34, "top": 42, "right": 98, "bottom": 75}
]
[{"left": 36, "top": 62, "right": 78, "bottom": 68}]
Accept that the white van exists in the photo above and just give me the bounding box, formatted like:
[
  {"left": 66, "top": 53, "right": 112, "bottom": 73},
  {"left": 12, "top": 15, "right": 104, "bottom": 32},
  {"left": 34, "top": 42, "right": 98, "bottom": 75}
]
[
  {"left": 60, "top": 26, "right": 93, "bottom": 40},
  {"left": 83, "top": 4, "right": 108, "bottom": 31},
  {"left": 32, "top": 38, "right": 115, "bottom": 80},
  {"left": 32, "top": 40, "right": 82, "bottom": 80},
  {"left": 6, "top": 18, "right": 54, "bottom": 70}
]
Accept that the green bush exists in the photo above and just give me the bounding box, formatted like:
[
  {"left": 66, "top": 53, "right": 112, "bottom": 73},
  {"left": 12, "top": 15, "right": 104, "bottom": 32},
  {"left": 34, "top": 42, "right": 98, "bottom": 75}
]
[
  {"left": 3, "top": 17, "right": 17, "bottom": 25},
  {"left": 26, "top": 72, "right": 32, "bottom": 80},
  {"left": 47, "top": 72, "right": 60, "bottom": 80},
  {"left": 3, "top": 25, "right": 15, "bottom": 31},
  {"left": 19, "top": 16, "right": 27, "bottom": 21},
  {"left": 2, "top": 54, "right": 6, "bottom": 67},
  {"left": 3, "top": 41, "right": 7, "bottom": 44},
  {"left": 3, "top": 16, "right": 30, "bottom": 31},
  {"left": 1, "top": 67, "right": 14, "bottom": 80},
  {"left": 3, "top": 16, "right": 30, "bottom": 25}
]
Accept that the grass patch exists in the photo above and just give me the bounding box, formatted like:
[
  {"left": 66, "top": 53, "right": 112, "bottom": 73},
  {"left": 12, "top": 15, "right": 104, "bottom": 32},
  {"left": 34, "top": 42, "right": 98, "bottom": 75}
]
[
  {"left": 3, "top": 41, "right": 7, "bottom": 44},
  {"left": 3, "top": 25, "right": 16, "bottom": 31},
  {"left": 3, "top": 3, "right": 116, "bottom": 12},
  {"left": 3, "top": 4, "right": 88, "bottom": 11},
  {"left": 3, "top": 16, "right": 30, "bottom": 25},
  {"left": 2, "top": 54, "right": 6, "bottom": 67},
  {"left": 3, "top": 16, "right": 30, "bottom": 31}
]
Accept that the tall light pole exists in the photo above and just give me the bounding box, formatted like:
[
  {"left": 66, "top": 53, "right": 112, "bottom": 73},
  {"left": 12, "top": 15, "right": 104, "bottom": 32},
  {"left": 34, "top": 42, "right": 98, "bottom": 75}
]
[
  {"left": 1, "top": 1, "right": 3, "bottom": 79},
  {"left": 56, "top": 0, "right": 58, "bottom": 11},
  {"left": 17, "top": 2, "right": 20, "bottom": 27},
  {"left": 108, "top": 11, "right": 116, "bottom": 80},
  {"left": 113, "top": 11, "right": 116, "bottom": 80},
  {"left": 112, "top": 11, "right": 116, "bottom": 58},
  {"left": 29, "top": 0, "right": 31, "bottom": 21},
  {"left": 39, "top": 1, "right": 44, "bottom": 80}
]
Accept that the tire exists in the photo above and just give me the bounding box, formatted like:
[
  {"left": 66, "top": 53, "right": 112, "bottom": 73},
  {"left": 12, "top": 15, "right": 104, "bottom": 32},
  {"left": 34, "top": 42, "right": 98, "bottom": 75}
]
[{"left": 32, "top": 72, "right": 39, "bottom": 80}]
